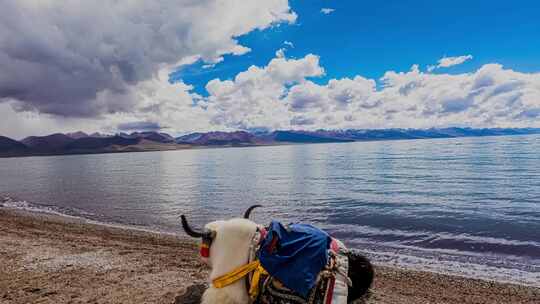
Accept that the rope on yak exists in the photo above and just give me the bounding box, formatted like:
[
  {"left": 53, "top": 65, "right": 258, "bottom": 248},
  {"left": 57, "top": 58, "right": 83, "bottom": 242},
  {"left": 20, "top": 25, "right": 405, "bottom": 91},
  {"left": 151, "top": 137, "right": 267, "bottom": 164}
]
[{"left": 212, "top": 260, "right": 268, "bottom": 300}]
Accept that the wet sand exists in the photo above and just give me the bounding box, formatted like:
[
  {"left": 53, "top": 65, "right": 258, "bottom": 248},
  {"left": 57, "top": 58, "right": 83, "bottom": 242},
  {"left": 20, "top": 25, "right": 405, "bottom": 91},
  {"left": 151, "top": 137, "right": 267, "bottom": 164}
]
[{"left": 0, "top": 208, "right": 538, "bottom": 303}]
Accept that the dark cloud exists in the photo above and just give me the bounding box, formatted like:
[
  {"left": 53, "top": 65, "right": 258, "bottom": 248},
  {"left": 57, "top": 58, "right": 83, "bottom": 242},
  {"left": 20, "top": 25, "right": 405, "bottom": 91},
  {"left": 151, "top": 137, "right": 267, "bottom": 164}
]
[
  {"left": 517, "top": 108, "right": 540, "bottom": 119},
  {"left": 485, "top": 81, "right": 524, "bottom": 100},
  {"left": 398, "top": 81, "right": 422, "bottom": 96},
  {"left": 0, "top": 1, "right": 167, "bottom": 117},
  {"left": 290, "top": 115, "right": 315, "bottom": 126},
  {"left": 117, "top": 121, "right": 162, "bottom": 132},
  {"left": 288, "top": 89, "right": 324, "bottom": 112},
  {"left": 0, "top": 1, "right": 296, "bottom": 118},
  {"left": 441, "top": 97, "right": 474, "bottom": 113},
  {"left": 333, "top": 90, "right": 354, "bottom": 104}
]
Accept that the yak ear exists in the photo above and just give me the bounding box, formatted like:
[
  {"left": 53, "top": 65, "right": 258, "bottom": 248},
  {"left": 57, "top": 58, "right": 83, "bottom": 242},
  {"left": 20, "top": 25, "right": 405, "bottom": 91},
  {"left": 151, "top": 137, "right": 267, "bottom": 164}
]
[{"left": 243, "top": 205, "right": 262, "bottom": 219}]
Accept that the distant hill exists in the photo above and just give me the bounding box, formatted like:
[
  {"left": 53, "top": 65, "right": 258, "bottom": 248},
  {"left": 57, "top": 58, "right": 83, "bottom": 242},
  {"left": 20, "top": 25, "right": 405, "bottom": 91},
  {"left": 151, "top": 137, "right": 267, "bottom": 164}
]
[
  {"left": 129, "top": 132, "right": 174, "bottom": 143},
  {"left": 2, "top": 127, "right": 540, "bottom": 157},
  {"left": 176, "top": 132, "right": 204, "bottom": 144},
  {"left": 64, "top": 136, "right": 140, "bottom": 151},
  {"left": 175, "top": 130, "right": 355, "bottom": 145},
  {"left": 176, "top": 131, "right": 259, "bottom": 145},
  {"left": 295, "top": 128, "right": 540, "bottom": 141},
  {"left": 270, "top": 130, "right": 354, "bottom": 143},
  {"left": 66, "top": 131, "right": 89, "bottom": 139},
  {"left": 0, "top": 136, "right": 31, "bottom": 156},
  {"left": 21, "top": 133, "right": 75, "bottom": 153},
  {"left": 89, "top": 132, "right": 110, "bottom": 138}
]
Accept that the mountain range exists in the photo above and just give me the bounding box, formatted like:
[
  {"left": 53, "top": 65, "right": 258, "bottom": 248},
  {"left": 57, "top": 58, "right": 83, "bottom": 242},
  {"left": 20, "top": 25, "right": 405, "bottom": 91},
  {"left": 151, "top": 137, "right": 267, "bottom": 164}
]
[{"left": 1, "top": 127, "right": 540, "bottom": 157}]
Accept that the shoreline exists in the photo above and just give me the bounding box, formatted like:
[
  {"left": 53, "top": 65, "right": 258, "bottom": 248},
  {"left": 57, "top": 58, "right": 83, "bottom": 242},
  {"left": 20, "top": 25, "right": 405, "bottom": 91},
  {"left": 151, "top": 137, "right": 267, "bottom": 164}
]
[
  {"left": 1, "top": 208, "right": 539, "bottom": 303},
  {"left": 3, "top": 196, "right": 539, "bottom": 289}
]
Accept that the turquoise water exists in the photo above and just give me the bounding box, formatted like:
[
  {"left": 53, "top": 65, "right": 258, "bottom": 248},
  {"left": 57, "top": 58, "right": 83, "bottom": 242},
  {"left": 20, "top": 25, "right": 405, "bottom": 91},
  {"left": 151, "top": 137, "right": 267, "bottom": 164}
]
[{"left": 1, "top": 135, "right": 539, "bottom": 285}]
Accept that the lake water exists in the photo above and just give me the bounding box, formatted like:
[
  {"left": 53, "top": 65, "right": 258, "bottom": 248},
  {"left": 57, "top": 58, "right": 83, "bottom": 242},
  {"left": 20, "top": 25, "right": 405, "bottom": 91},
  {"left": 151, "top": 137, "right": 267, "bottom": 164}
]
[{"left": 1, "top": 135, "right": 539, "bottom": 286}]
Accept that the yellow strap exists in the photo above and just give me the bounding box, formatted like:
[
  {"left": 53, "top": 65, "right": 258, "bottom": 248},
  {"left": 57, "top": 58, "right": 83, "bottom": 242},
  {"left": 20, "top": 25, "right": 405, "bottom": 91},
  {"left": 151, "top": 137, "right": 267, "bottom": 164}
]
[
  {"left": 212, "top": 260, "right": 268, "bottom": 300},
  {"left": 248, "top": 264, "right": 268, "bottom": 300},
  {"left": 212, "top": 260, "right": 260, "bottom": 288}
]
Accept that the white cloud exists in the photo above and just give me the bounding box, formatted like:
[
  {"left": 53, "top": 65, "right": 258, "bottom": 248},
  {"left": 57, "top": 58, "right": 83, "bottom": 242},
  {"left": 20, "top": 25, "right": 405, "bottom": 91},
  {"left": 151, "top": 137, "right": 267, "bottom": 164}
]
[
  {"left": 204, "top": 53, "right": 324, "bottom": 130},
  {"left": 200, "top": 55, "right": 540, "bottom": 131},
  {"left": 284, "top": 41, "right": 294, "bottom": 48},
  {"left": 275, "top": 48, "right": 286, "bottom": 58},
  {"left": 321, "top": 8, "right": 335, "bottom": 15},
  {"left": 438, "top": 55, "right": 474, "bottom": 68},
  {"left": 4, "top": 51, "right": 540, "bottom": 138},
  {"left": 428, "top": 54, "right": 473, "bottom": 72}
]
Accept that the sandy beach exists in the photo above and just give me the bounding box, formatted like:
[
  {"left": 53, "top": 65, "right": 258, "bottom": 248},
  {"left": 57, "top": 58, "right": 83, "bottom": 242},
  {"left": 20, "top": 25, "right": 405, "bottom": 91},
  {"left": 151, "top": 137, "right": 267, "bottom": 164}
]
[{"left": 1, "top": 208, "right": 538, "bottom": 304}]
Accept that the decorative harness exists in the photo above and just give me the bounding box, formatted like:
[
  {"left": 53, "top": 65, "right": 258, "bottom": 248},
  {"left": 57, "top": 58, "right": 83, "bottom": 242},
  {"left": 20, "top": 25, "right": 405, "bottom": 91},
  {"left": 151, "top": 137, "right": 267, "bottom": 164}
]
[{"left": 210, "top": 226, "right": 268, "bottom": 301}]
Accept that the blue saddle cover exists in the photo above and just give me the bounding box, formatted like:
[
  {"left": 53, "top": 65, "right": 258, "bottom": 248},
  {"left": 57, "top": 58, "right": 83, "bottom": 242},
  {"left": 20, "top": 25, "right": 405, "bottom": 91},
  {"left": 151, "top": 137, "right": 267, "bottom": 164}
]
[{"left": 257, "top": 220, "right": 331, "bottom": 298}]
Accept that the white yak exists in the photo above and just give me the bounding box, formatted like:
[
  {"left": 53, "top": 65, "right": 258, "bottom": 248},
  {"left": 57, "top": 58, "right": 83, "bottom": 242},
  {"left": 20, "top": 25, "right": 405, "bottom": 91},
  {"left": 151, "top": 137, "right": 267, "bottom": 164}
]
[{"left": 181, "top": 205, "right": 373, "bottom": 304}]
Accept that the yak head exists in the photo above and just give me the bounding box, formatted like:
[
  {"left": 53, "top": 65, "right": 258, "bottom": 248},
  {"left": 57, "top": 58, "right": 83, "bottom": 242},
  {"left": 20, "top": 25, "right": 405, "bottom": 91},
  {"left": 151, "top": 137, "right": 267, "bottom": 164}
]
[
  {"left": 181, "top": 205, "right": 262, "bottom": 304},
  {"left": 181, "top": 205, "right": 261, "bottom": 269}
]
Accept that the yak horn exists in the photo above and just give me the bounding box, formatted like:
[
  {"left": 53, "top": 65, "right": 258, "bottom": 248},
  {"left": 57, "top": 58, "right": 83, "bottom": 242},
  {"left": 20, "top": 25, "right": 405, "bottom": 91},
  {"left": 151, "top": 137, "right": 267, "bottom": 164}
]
[
  {"left": 243, "top": 205, "right": 262, "bottom": 219},
  {"left": 181, "top": 215, "right": 203, "bottom": 238}
]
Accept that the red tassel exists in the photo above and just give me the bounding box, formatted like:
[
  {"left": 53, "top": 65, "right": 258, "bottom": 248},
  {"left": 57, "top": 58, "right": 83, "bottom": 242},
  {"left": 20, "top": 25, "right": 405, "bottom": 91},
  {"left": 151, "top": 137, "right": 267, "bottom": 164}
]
[{"left": 200, "top": 244, "right": 210, "bottom": 257}]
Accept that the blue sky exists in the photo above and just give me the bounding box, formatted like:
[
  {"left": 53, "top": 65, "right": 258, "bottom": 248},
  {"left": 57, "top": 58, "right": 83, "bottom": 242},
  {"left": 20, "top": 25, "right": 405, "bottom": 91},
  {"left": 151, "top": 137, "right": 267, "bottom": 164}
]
[{"left": 173, "top": 0, "right": 540, "bottom": 96}]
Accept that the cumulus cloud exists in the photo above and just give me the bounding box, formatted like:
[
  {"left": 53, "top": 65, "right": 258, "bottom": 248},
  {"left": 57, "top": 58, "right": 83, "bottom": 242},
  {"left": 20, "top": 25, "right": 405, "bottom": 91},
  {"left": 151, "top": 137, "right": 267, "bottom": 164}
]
[
  {"left": 321, "top": 8, "right": 335, "bottom": 15},
  {"left": 204, "top": 53, "right": 324, "bottom": 130},
  {"left": 3, "top": 49, "right": 540, "bottom": 138},
  {"left": 121, "top": 68, "right": 213, "bottom": 134},
  {"left": 428, "top": 54, "right": 473, "bottom": 72},
  {"left": 0, "top": 0, "right": 296, "bottom": 118},
  {"left": 202, "top": 55, "right": 540, "bottom": 131}
]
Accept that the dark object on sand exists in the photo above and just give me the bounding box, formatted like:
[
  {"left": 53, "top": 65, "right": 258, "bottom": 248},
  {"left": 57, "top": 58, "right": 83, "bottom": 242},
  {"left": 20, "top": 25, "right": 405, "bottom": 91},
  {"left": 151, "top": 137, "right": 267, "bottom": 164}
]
[
  {"left": 174, "top": 284, "right": 206, "bottom": 304},
  {"left": 346, "top": 250, "right": 375, "bottom": 302}
]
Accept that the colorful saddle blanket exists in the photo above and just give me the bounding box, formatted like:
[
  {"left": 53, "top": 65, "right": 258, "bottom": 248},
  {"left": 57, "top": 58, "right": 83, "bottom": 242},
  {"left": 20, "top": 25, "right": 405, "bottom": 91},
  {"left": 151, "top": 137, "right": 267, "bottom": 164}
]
[
  {"left": 257, "top": 221, "right": 332, "bottom": 298},
  {"left": 255, "top": 240, "right": 350, "bottom": 304}
]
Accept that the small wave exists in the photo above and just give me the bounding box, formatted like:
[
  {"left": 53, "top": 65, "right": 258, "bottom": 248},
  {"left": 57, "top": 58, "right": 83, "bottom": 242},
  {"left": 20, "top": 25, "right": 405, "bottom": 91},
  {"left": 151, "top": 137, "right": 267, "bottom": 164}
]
[
  {"left": 1, "top": 196, "right": 177, "bottom": 237},
  {"left": 1, "top": 196, "right": 80, "bottom": 218},
  {"left": 361, "top": 248, "right": 540, "bottom": 288},
  {"left": 327, "top": 223, "right": 540, "bottom": 249}
]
